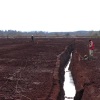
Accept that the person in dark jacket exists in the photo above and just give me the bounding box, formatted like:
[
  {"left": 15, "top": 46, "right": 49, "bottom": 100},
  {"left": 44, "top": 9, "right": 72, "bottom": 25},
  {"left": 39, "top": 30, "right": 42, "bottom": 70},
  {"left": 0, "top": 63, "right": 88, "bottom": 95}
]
[{"left": 31, "top": 35, "right": 34, "bottom": 41}]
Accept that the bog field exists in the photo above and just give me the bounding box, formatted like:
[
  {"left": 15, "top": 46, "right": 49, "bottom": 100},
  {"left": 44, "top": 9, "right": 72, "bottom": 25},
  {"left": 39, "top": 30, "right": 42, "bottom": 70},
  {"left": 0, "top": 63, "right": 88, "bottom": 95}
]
[
  {"left": 0, "top": 37, "right": 100, "bottom": 100},
  {"left": 0, "top": 38, "right": 74, "bottom": 100}
]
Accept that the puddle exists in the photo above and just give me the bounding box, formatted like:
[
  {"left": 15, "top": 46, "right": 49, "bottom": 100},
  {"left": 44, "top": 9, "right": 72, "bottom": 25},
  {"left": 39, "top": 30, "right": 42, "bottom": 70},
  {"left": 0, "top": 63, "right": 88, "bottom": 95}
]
[
  {"left": 63, "top": 53, "right": 76, "bottom": 100},
  {"left": 32, "top": 82, "right": 43, "bottom": 85}
]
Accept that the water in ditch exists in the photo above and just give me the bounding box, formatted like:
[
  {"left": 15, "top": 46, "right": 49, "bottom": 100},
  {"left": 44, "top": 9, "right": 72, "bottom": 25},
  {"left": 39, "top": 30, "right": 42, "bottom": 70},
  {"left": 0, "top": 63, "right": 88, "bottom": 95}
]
[{"left": 63, "top": 53, "right": 76, "bottom": 100}]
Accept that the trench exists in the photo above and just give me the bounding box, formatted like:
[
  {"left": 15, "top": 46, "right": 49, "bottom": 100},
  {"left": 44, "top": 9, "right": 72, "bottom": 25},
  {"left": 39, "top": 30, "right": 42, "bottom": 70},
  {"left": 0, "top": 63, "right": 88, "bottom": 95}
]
[
  {"left": 58, "top": 42, "right": 85, "bottom": 100},
  {"left": 63, "top": 53, "right": 76, "bottom": 100},
  {"left": 57, "top": 43, "right": 75, "bottom": 100}
]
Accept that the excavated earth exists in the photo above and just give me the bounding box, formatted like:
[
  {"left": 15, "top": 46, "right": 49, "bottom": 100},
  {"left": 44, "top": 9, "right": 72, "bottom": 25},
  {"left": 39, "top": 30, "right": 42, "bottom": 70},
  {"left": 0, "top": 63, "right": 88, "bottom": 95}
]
[
  {"left": 0, "top": 38, "right": 74, "bottom": 100},
  {"left": 70, "top": 38, "right": 100, "bottom": 100}
]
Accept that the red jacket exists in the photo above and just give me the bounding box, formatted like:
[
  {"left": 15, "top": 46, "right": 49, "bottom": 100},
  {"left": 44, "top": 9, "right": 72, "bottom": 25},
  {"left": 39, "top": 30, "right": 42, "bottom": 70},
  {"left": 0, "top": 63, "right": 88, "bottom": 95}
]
[{"left": 89, "top": 41, "right": 94, "bottom": 50}]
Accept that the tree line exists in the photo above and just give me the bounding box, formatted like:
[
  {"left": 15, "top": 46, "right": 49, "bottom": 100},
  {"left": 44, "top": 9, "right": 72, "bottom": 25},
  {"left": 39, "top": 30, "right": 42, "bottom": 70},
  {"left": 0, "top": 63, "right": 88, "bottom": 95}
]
[{"left": 0, "top": 30, "right": 100, "bottom": 38}]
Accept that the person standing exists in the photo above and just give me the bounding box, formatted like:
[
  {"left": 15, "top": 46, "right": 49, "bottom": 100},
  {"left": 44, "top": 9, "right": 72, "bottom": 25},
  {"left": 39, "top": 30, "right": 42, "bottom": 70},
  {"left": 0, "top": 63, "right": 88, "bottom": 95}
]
[
  {"left": 89, "top": 39, "right": 95, "bottom": 60},
  {"left": 31, "top": 35, "right": 34, "bottom": 41}
]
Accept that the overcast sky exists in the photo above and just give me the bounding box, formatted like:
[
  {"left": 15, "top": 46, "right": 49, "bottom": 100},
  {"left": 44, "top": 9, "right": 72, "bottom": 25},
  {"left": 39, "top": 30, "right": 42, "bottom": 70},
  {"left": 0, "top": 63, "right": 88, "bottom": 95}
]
[{"left": 0, "top": 0, "right": 100, "bottom": 32}]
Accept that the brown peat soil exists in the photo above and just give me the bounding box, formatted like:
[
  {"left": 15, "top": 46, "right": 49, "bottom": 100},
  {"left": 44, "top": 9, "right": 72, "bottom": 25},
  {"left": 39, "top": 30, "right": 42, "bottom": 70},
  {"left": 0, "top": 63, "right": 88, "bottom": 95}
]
[
  {"left": 0, "top": 37, "right": 99, "bottom": 100},
  {"left": 0, "top": 38, "right": 74, "bottom": 100},
  {"left": 71, "top": 38, "right": 100, "bottom": 100}
]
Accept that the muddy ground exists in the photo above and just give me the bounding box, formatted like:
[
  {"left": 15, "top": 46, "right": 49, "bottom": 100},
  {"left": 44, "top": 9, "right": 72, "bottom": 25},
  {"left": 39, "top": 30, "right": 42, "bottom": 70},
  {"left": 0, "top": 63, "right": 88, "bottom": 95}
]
[
  {"left": 70, "top": 38, "right": 100, "bottom": 100},
  {"left": 0, "top": 38, "right": 74, "bottom": 100},
  {"left": 0, "top": 37, "right": 99, "bottom": 100}
]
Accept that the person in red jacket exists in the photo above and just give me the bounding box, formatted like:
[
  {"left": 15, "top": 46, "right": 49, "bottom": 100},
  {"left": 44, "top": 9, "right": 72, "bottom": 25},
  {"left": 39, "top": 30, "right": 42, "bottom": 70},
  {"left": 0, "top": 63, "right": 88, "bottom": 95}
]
[{"left": 89, "top": 39, "right": 95, "bottom": 60}]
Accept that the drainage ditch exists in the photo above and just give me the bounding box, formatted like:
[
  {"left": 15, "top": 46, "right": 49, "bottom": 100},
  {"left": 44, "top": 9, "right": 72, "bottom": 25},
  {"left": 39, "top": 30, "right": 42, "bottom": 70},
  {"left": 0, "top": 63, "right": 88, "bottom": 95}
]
[
  {"left": 57, "top": 43, "right": 75, "bottom": 100},
  {"left": 63, "top": 53, "right": 76, "bottom": 100}
]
